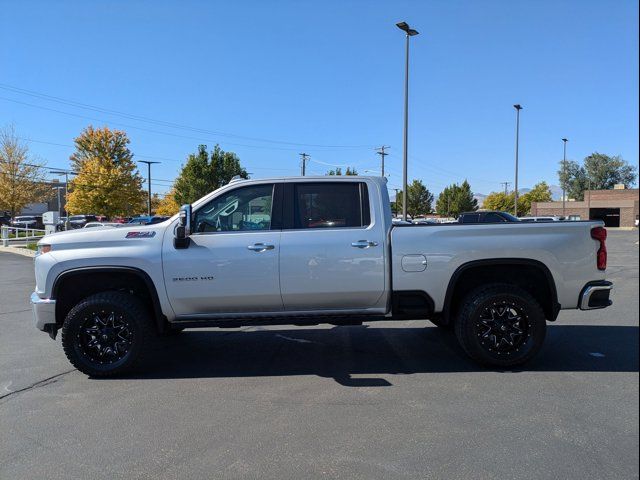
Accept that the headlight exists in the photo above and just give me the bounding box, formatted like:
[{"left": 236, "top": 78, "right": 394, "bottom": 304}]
[{"left": 37, "top": 244, "right": 52, "bottom": 255}]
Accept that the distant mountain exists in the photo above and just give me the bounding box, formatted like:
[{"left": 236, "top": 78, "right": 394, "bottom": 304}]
[{"left": 549, "top": 185, "right": 563, "bottom": 201}]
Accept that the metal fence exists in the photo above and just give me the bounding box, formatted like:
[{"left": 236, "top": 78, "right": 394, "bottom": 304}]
[{"left": 1, "top": 226, "right": 46, "bottom": 247}]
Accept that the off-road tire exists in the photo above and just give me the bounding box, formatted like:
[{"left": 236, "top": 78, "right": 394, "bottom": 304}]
[
  {"left": 61, "top": 291, "right": 154, "bottom": 377},
  {"left": 454, "top": 284, "right": 546, "bottom": 368}
]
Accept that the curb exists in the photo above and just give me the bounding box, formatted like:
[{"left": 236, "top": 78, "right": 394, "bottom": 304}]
[{"left": 0, "top": 246, "right": 37, "bottom": 258}]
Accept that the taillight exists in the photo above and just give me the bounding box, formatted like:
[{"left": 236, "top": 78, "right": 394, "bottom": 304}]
[{"left": 591, "top": 226, "right": 607, "bottom": 270}]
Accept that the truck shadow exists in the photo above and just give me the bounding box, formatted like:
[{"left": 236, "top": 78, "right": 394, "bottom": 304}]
[{"left": 116, "top": 324, "right": 639, "bottom": 386}]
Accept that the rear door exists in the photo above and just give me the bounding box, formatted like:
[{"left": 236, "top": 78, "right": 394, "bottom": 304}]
[{"left": 279, "top": 181, "right": 386, "bottom": 311}]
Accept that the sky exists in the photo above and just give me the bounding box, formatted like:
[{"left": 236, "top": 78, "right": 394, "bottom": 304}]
[{"left": 1, "top": 0, "right": 638, "bottom": 198}]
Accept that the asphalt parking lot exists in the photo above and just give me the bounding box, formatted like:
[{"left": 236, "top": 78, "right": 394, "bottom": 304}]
[{"left": 1, "top": 230, "right": 638, "bottom": 480}]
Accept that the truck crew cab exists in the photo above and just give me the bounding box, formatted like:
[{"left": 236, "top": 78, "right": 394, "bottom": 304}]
[{"left": 32, "top": 176, "right": 612, "bottom": 376}]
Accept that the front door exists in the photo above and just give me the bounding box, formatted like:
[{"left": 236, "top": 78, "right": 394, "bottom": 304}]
[
  {"left": 163, "top": 183, "right": 282, "bottom": 317},
  {"left": 279, "top": 181, "right": 386, "bottom": 311}
]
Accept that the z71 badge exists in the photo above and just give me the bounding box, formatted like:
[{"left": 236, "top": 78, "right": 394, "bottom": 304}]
[{"left": 125, "top": 231, "right": 156, "bottom": 238}]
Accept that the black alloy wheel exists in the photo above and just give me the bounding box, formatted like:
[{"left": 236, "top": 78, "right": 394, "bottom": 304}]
[
  {"left": 455, "top": 284, "right": 546, "bottom": 367},
  {"left": 62, "top": 291, "right": 154, "bottom": 376}
]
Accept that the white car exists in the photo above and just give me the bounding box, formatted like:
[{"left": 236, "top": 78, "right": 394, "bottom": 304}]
[
  {"left": 83, "top": 222, "right": 120, "bottom": 229},
  {"left": 32, "top": 176, "right": 612, "bottom": 376},
  {"left": 519, "top": 216, "right": 561, "bottom": 222}
]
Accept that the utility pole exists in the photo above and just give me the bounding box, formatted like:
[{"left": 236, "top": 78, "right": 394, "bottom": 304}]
[
  {"left": 500, "top": 181, "right": 511, "bottom": 195},
  {"left": 376, "top": 146, "right": 390, "bottom": 177},
  {"left": 299, "top": 153, "right": 309, "bottom": 176},
  {"left": 138, "top": 161, "right": 160, "bottom": 217},
  {"left": 513, "top": 104, "right": 523, "bottom": 217},
  {"left": 562, "top": 138, "right": 568, "bottom": 217}
]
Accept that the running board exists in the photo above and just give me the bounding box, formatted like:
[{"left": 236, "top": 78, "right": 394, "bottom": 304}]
[{"left": 169, "top": 315, "right": 389, "bottom": 330}]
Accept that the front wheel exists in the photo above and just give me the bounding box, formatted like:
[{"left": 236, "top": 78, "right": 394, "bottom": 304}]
[
  {"left": 454, "top": 284, "right": 546, "bottom": 368},
  {"left": 61, "top": 292, "right": 154, "bottom": 376}
]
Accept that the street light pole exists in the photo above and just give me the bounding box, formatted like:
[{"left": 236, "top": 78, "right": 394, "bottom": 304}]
[
  {"left": 53, "top": 186, "right": 64, "bottom": 217},
  {"left": 513, "top": 104, "right": 523, "bottom": 217},
  {"left": 138, "top": 161, "right": 160, "bottom": 217},
  {"left": 51, "top": 170, "right": 72, "bottom": 230},
  {"left": 562, "top": 138, "right": 568, "bottom": 217},
  {"left": 396, "top": 21, "right": 419, "bottom": 222}
]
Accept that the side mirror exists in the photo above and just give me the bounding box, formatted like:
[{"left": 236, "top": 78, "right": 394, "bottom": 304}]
[{"left": 174, "top": 204, "right": 192, "bottom": 249}]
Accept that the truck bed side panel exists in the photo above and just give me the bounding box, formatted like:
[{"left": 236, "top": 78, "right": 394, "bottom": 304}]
[{"left": 390, "top": 222, "right": 605, "bottom": 312}]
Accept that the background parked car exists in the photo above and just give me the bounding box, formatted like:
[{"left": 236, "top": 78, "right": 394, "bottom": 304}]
[
  {"left": 83, "top": 222, "right": 120, "bottom": 229},
  {"left": 11, "top": 215, "right": 44, "bottom": 229},
  {"left": 55, "top": 217, "right": 67, "bottom": 231},
  {"left": 458, "top": 211, "right": 520, "bottom": 224},
  {"left": 0, "top": 212, "right": 11, "bottom": 227},
  {"left": 128, "top": 215, "right": 170, "bottom": 225},
  {"left": 519, "top": 216, "right": 561, "bottom": 222},
  {"left": 68, "top": 214, "right": 98, "bottom": 229}
]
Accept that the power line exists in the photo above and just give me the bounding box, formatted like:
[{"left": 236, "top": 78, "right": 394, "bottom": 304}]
[
  {"left": 0, "top": 83, "right": 374, "bottom": 149},
  {"left": 500, "top": 182, "right": 511, "bottom": 194}
]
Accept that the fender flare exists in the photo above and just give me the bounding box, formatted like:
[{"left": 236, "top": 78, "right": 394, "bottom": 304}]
[
  {"left": 52, "top": 266, "right": 166, "bottom": 331},
  {"left": 441, "top": 258, "right": 560, "bottom": 323}
]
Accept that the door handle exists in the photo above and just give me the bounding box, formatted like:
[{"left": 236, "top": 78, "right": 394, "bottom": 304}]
[
  {"left": 247, "top": 243, "right": 275, "bottom": 252},
  {"left": 351, "top": 240, "right": 378, "bottom": 249}
]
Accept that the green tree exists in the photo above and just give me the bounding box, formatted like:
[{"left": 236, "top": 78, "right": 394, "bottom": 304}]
[
  {"left": 435, "top": 180, "right": 478, "bottom": 218},
  {"left": 326, "top": 167, "right": 358, "bottom": 175},
  {"left": 559, "top": 152, "right": 637, "bottom": 200},
  {"left": 66, "top": 126, "right": 145, "bottom": 216},
  {"left": 174, "top": 145, "right": 248, "bottom": 205},
  {"left": 0, "top": 125, "right": 51, "bottom": 217},
  {"left": 394, "top": 180, "right": 434, "bottom": 218}
]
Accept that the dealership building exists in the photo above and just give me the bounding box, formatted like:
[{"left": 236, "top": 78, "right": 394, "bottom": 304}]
[{"left": 531, "top": 186, "right": 639, "bottom": 227}]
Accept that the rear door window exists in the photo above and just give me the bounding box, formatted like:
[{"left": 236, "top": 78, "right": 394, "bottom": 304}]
[{"left": 292, "top": 182, "right": 369, "bottom": 229}]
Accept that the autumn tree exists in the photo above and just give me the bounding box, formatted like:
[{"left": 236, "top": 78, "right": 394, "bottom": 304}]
[
  {"left": 173, "top": 145, "right": 248, "bottom": 205},
  {"left": 66, "top": 126, "right": 145, "bottom": 216},
  {"left": 518, "top": 181, "right": 553, "bottom": 215},
  {"left": 483, "top": 182, "right": 552, "bottom": 216},
  {"left": 435, "top": 181, "right": 478, "bottom": 218},
  {"left": 70, "top": 125, "right": 134, "bottom": 171},
  {"left": 326, "top": 167, "right": 358, "bottom": 175},
  {"left": 394, "top": 180, "right": 434, "bottom": 218},
  {"left": 155, "top": 189, "right": 180, "bottom": 216},
  {"left": 0, "top": 125, "right": 51, "bottom": 217}
]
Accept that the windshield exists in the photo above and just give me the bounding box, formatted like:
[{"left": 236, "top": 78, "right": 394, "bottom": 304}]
[{"left": 69, "top": 216, "right": 86, "bottom": 221}]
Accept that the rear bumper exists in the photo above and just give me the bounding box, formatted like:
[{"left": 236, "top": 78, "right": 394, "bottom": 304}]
[
  {"left": 579, "top": 281, "right": 613, "bottom": 310},
  {"left": 30, "top": 292, "right": 56, "bottom": 331}
]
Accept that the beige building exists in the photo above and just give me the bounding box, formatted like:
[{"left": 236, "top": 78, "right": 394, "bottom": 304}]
[{"left": 531, "top": 187, "right": 639, "bottom": 227}]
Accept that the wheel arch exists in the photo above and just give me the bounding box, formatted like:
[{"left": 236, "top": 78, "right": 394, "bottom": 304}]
[
  {"left": 442, "top": 258, "right": 560, "bottom": 325},
  {"left": 52, "top": 266, "right": 166, "bottom": 332}
]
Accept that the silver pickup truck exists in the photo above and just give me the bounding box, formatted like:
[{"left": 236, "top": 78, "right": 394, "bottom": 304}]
[{"left": 32, "top": 176, "right": 612, "bottom": 376}]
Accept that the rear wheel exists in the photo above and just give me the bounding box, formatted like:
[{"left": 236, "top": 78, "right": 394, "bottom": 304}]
[
  {"left": 454, "top": 284, "right": 546, "bottom": 367},
  {"left": 61, "top": 291, "right": 154, "bottom": 377}
]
